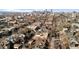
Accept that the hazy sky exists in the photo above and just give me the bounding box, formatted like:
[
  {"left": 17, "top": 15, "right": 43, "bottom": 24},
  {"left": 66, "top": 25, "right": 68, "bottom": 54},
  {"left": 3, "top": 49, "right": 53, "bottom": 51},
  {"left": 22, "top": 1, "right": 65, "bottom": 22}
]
[{"left": 0, "top": 0, "right": 79, "bottom": 9}]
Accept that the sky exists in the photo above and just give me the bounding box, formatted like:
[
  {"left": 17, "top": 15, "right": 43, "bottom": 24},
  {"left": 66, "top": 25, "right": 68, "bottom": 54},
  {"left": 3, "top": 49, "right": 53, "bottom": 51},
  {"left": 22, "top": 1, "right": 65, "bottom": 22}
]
[
  {"left": 0, "top": 0, "right": 79, "bottom": 12},
  {"left": 0, "top": 0, "right": 79, "bottom": 9}
]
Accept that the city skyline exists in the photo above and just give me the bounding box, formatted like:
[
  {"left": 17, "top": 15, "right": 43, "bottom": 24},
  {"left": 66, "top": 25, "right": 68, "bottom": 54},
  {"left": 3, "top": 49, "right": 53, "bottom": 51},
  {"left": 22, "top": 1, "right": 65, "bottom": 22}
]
[{"left": 0, "top": 9, "right": 79, "bottom": 12}]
